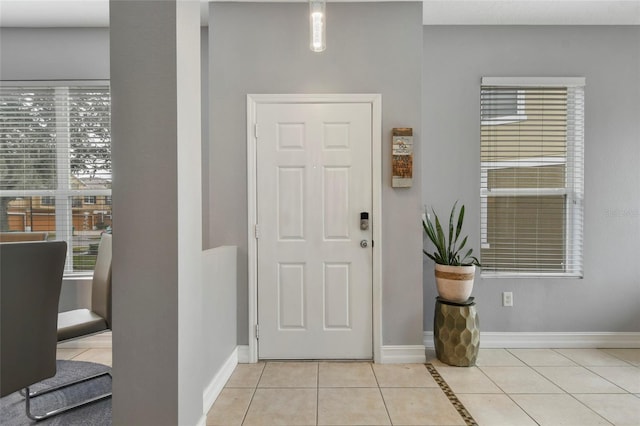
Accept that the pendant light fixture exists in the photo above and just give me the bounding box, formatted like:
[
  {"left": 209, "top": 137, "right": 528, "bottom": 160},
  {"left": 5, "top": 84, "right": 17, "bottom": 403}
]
[{"left": 309, "top": 0, "right": 326, "bottom": 52}]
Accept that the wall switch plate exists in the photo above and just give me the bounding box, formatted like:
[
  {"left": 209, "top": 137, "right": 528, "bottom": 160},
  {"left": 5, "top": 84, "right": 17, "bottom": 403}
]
[{"left": 503, "top": 291, "right": 513, "bottom": 307}]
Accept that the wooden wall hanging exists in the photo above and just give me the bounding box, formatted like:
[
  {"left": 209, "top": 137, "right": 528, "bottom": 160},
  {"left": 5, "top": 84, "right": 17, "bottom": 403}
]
[{"left": 392, "top": 128, "right": 413, "bottom": 188}]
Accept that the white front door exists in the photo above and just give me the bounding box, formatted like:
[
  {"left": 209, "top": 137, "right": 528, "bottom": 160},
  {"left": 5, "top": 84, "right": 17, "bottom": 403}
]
[{"left": 256, "top": 102, "right": 373, "bottom": 359}]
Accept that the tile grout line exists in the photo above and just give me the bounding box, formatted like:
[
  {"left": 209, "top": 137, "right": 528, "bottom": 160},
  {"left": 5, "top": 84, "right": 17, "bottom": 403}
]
[
  {"left": 501, "top": 392, "right": 542, "bottom": 426},
  {"left": 478, "top": 351, "right": 565, "bottom": 426},
  {"left": 424, "top": 363, "right": 478, "bottom": 426},
  {"left": 475, "top": 363, "right": 510, "bottom": 394},
  {"left": 550, "top": 347, "right": 581, "bottom": 365},
  {"left": 599, "top": 349, "right": 639, "bottom": 367},
  {"left": 240, "top": 387, "right": 257, "bottom": 426},
  {"left": 565, "top": 391, "right": 619, "bottom": 425},
  {"left": 68, "top": 348, "right": 90, "bottom": 360},
  {"left": 511, "top": 348, "right": 635, "bottom": 394},
  {"left": 473, "top": 357, "right": 542, "bottom": 425},
  {"left": 531, "top": 364, "right": 630, "bottom": 395},
  {"left": 505, "top": 348, "right": 579, "bottom": 368},
  {"left": 553, "top": 348, "right": 635, "bottom": 367},
  {"left": 240, "top": 362, "right": 266, "bottom": 426},
  {"left": 580, "top": 364, "right": 636, "bottom": 394},
  {"left": 370, "top": 363, "right": 393, "bottom": 425},
  {"left": 493, "top": 349, "right": 626, "bottom": 425}
]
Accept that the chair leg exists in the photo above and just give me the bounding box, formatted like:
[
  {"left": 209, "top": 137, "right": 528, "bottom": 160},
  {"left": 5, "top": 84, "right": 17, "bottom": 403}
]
[
  {"left": 24, "top": 372, "right": 112, "bottom": 422},
  {"left": 22, "top": 370, "right": 111, "bottom": 398}
]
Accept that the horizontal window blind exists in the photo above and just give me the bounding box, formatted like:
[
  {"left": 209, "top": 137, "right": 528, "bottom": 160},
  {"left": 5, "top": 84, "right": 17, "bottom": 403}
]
[
  {"left": 480, "top": 78, "right": 584, "bottom": 277},
  {"left": 0, "top": 84, "right": 111, "bottom": 274}
]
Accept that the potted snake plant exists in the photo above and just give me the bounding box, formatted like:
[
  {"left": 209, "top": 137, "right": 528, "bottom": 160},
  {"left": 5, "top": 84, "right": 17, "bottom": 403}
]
[{"left": 423, "top": 202, "right": 480, "bottom": 303}]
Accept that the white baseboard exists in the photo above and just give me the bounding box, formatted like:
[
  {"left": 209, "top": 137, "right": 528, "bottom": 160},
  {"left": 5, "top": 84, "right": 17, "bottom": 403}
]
[
  {"left": 237, "top": 345, "right": 250, "bottom": 363},
  {"left": 380, "top": 345, "right": 426, "bottom": 364},
  {"left": 237, "top": 344, "right": 424, "bottom": 364},
  {"left": 195, "top": 414, "right": 207, "bottom": 426},
  {"left": 202, "top": 346, "right": 239, "bottom": 415},
  {"left": 423, "top": 331, "right": 640, "bottom": 349}
]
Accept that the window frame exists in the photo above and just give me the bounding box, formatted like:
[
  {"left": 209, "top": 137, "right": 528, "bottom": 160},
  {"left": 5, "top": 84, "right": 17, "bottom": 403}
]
[
  {"left": 479, "top": 77, "right": 585, "bottom": 279},
  {"left": 0, "top": 80, "right": 111, "bottom": 277}
]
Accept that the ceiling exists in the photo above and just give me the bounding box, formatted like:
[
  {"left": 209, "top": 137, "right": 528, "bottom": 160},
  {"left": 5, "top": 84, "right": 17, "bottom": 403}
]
[{"left": 0, "top": 0, "right": 638, "bottom": 27}]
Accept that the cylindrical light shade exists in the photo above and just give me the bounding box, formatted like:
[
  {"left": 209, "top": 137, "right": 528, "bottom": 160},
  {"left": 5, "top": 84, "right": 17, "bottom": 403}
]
[{"left": 309, "top": 0, "right": 326, "bottom": 52}]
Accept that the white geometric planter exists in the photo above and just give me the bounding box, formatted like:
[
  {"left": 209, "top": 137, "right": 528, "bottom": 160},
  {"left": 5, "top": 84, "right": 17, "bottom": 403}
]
[{"left": 434, "top": 264, "right": 475, "bottom": 303}]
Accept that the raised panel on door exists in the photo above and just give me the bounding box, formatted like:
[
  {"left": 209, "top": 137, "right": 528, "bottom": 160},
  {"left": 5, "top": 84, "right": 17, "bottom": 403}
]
[
  {"left": 277, "top": 167, "right": 305, "bottom": 240},
  {"left": 323, "top": 262, "right": 351, "bottom": 329},
  {"left": 257, "top": 102, "right": 372, "bottom": 359},
  {"left": 323, "top": 167, "right": 350, "bottom": 240},
  {"left": 277, "top": 263, "right": 306, "bottom": 329}
]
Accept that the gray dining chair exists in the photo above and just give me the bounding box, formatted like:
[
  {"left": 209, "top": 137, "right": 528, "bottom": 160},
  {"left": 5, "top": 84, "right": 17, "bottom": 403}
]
[
  {"left": 2, "top": 235, "right": 113, "bottom": 421},
  {"left": 0, "top": 240, "right": 67, "bottom": 420},
  {"left": 39, "top": 233, "right": 114, "bottom": 415},
  {"left": 58, "top": 233, "right": 112, "bottom": 341}
]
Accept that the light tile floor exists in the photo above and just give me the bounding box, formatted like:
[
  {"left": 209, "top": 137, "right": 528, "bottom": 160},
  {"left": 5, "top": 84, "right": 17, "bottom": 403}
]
[
  {"left": 56, "top": 331, "right": 113, "bottom": 367},
  {"left": 207, "top": 348, "right": 640, "bottom": 426},
  {"left": 54, "top": 338, "right": 640, "bottom": 426}
]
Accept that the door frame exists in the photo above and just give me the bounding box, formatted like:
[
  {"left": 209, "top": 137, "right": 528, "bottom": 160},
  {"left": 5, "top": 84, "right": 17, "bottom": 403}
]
[{"left": 247, "top": 93, "right": 382, "bottom": 363}]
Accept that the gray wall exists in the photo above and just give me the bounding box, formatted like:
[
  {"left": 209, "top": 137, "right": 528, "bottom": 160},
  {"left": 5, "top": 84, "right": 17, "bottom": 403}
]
[
  {"left": 209, "top": 2, "right": 424, "bottom": 346},
  {"left": 1, "top": 22, "right": 234, "bottom": 422},
  {"left": 0, "top": 27, "right": 109, "bottom": 80},
  {"left": 202, "top": 246, "right": 237, "bottom": 387},
  {"left": 110, "top": 1, "right": 205, "bottom": 424},
  {"left": 110, "top": 1, "right": 180, "bottom": 423},
  {"left": 423, "top": 26, "right": 640, "bottom": 332},
  {"left": 0, "top": 19, "right": 234, "bottom": 425}
]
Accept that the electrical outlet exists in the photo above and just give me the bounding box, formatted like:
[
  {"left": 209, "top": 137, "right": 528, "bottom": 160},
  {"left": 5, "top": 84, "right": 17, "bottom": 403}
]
[{"left": 502, "top": 291, "right": 513, "bottom": 307}]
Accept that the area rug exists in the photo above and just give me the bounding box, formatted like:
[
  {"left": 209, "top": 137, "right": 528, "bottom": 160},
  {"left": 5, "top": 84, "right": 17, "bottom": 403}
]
[
  {"left": 425, "top": 363, "right": 478, "bottom": 426},
  {"left": 0, "top": 360, "right": 111, "bottom": 426}
]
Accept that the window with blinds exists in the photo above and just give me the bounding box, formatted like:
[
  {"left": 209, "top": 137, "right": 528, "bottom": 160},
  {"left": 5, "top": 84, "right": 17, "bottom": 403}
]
[
  {"left": 0, "top": 83, "right": 111, "bottom": 274},
  {"left": 480, "top": 77, "right": 584, "bottom": 277}
]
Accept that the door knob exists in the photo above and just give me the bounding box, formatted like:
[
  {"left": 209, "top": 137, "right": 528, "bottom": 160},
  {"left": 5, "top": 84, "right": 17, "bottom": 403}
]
[{"left": 360, "top": 240, "right": 368, "bottom": 248}]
